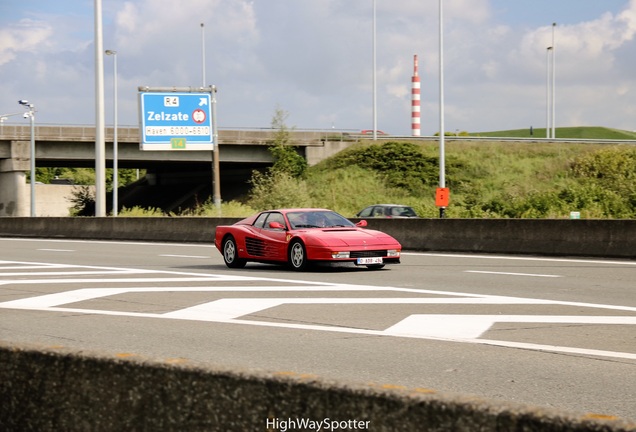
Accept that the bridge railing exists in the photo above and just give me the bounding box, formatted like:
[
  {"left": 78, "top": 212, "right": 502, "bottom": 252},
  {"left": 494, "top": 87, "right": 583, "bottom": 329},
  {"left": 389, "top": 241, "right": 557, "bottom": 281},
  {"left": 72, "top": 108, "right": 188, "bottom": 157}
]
[{"left": 0, "top": 124, "right": 360, "bottom": 145}]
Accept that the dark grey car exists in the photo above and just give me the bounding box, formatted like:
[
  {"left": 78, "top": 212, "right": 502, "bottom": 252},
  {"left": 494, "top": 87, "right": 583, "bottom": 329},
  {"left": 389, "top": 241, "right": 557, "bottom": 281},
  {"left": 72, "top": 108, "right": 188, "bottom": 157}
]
[{"left": 356, "top": 204, "right": 419, "bottom": 218}]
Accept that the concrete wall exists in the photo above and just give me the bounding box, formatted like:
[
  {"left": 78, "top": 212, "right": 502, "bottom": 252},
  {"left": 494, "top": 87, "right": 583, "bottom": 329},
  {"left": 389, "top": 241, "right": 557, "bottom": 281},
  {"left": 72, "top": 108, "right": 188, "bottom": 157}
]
[
  {"left": 1, "top": 342, "right": 633, "bottom": 432},
  {"left": 36, "top": 184, "right": 91, "bottom": 217},
  {"left": 0, "top": 217, "right": 633, "bottom": 258},
  {"left": 364, "top": 218, "right": 636, "bottom": 259},
  {"left": 0, "top": 182, "right": 91, "bottom": 217}
]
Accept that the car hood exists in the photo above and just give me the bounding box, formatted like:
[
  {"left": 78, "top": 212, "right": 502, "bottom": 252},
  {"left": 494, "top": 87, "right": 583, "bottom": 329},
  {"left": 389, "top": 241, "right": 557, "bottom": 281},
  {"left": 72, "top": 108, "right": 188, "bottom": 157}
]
[{"left": 301, "top": 228, "right": 399, "bottom": 247}]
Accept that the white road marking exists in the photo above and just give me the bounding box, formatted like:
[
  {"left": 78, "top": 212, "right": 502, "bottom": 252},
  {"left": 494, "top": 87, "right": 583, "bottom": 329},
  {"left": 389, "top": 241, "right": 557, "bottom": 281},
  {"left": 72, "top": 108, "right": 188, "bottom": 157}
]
[
  {"left": 0, "top": 270, "right": 152, "bottom": 277},
  {"left": 385, "top": 314, "right": 636, "bottom": 339},
  {"left": 1, "top": 258, "right": 635, "bottom": 360},
  {"left": 163, "top": 296, "right": 556, "bottom": 321},
  {"left": 0, "top": 238, "right": 216, "bottom": 248},
  {"left": 0, "top": 276, "right": 266, "bottom": 286},
  {"left": 0, "top": 262, "right": 76, "bottom": 269},
  {"left": 403, "top": 252, "right": 636, "bottom": 266},
  {"left": 159, "top": 254, "right": 209, "bottom": 259},
  {"left": 464, "top": 270, "right": 562, "bottom": 278},
  {"left": 37, "top": 249, "right": 75, "bottom": 252}
]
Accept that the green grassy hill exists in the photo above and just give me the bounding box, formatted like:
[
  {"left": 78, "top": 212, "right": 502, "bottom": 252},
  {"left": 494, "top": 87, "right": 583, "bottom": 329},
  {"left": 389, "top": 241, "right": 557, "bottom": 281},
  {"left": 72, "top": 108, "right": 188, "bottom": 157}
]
[{"left": 471, "top": 126, "right": 636, "bottom": 140}]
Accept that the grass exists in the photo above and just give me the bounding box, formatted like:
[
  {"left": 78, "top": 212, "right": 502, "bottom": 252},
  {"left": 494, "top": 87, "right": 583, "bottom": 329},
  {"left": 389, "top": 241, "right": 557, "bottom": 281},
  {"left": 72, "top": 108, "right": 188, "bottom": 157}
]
[
  {"left": 470, "top": 126, "right": 636, "bottom": 140},
  {"left": 320, "top": 141, "right": 601, "bottom": 218}
]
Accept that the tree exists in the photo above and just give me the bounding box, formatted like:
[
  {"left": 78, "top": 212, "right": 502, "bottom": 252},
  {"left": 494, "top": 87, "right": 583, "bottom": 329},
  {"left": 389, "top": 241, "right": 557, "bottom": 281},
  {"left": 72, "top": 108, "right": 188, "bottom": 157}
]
[
  {"left": 246, "top": 108, "right": 310, "bottom": 209},
  {"left": 268, "top": 107, "right": 307, "bottom": 178}
]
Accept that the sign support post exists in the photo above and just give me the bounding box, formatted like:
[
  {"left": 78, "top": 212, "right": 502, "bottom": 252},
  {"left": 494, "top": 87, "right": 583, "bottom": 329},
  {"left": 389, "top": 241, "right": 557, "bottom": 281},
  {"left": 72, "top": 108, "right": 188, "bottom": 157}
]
[{"left": 211, "top": 85, "right": 221, "bottom": 212}]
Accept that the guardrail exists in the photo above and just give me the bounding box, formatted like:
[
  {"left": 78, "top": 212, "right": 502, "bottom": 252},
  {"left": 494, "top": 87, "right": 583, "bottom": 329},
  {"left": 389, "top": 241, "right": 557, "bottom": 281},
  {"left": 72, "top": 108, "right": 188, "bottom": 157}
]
[
  {"left": 4, "top": 124, "right": 634, "bottom": 145},
  {"left": 0, "top": 124, "right": 358, "bottom": 145}
]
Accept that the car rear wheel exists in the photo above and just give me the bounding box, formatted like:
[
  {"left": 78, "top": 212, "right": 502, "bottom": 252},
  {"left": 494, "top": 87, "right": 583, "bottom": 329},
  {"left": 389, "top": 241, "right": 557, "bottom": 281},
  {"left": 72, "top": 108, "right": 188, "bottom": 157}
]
[
  {"left": 223, "top": 236, "right": 246, "bottom": 268},
  {"left": 288, "top": 240, "right": 309, "bottom": 271}
]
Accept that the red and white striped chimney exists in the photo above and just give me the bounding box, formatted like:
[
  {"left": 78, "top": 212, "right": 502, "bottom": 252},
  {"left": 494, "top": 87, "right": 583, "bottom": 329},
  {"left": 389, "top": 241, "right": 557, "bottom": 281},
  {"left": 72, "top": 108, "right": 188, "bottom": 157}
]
[{"left": 411, "top": 54, "right": 421, "bottom": 136}]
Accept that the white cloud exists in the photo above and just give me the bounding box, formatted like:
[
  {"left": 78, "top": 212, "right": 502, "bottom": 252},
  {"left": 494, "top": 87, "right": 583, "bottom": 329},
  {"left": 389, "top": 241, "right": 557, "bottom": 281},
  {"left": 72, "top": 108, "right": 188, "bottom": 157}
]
[{"left": 0, "top": 19, "right": 52, "bottom": 66}]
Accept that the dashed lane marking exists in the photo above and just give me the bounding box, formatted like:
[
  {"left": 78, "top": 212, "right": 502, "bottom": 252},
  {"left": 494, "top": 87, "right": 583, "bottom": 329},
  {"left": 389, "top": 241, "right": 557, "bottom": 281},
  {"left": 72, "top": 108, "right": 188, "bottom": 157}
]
[
  {"left": 159, "top": 254, "right": 210, "bottom": 259},
  {"left": 464, "top": 270, "right": 562, "bottom": 278}
]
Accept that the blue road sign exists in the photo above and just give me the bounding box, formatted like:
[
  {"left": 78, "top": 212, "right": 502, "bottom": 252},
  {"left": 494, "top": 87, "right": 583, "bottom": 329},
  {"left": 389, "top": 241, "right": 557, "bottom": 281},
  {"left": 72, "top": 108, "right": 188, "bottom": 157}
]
[{"left": 139, "top": 92, "right": 214, "bottom": 150}]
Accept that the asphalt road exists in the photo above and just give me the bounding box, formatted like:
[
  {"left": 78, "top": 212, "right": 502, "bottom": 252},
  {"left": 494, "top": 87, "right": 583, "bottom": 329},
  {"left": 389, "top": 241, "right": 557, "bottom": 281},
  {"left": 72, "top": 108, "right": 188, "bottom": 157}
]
[{"left": 0, "top": 237, "right": 635, "bottom": 422}]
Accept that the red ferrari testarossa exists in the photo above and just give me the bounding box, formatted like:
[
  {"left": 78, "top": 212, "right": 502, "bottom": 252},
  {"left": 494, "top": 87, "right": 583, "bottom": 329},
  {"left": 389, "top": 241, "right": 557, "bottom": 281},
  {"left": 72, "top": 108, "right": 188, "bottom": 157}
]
[{"left": 214, "top": 208, "right": 401, "bottom": 271}]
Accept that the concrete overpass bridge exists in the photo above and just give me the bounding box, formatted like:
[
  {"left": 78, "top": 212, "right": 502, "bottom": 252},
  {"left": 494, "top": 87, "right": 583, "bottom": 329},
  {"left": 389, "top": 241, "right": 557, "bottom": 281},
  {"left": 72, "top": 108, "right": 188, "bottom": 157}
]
[{"left": 0, "top": 124, "right": 358, "bottom": 216}]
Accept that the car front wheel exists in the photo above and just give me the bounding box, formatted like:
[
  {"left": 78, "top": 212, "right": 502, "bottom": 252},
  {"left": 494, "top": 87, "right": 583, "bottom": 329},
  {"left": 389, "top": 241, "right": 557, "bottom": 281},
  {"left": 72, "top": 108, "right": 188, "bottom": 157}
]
[
  {"left": 223, "top": 236, "right": 246, "bottom": 268},
  {"left": 288, "top": 240, "right": 309, "bottom": 271}
]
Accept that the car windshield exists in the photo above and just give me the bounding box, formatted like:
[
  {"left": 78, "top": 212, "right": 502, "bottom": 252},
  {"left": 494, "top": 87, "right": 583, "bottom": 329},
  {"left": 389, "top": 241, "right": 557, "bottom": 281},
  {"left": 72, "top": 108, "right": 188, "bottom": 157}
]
[{"left": 287, "top": 211, "right": 355, "bottom": 229}]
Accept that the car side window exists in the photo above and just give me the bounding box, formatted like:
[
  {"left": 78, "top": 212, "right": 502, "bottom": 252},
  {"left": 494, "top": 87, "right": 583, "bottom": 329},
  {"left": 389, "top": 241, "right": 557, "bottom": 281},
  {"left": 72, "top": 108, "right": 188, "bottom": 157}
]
[
  {"left": 253, "top": 213, "right": 268, "bottom": 228},
  {"left": 359, "top": 207, "right": 373, "bottom": 217},
  {"left": 372, "top": 207, "right": 385, "bottom": 217},
  {"left": 402, "top": 207, "right": 417, "bottom": 217},
  {"left": 265, "top": 212, "right": 286, "bottom": 230}
]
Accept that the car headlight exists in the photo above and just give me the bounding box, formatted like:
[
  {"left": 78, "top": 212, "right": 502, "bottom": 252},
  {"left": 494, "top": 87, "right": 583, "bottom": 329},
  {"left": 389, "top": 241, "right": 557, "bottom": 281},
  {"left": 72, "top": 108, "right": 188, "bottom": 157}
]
[
  {"left": 387, "top": 249, "right": 400, "bottom": 257},
  {"left": 331, "top": 251, "right": 350, "bottom": 259}
]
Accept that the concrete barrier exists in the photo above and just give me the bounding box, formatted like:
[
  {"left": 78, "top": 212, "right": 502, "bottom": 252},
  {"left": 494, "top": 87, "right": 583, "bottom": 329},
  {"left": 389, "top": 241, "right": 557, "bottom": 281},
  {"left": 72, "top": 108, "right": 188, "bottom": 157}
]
[
  {"left": 363, "top": 218, "right": 636, "bottom": 259},
  {"left": 0, "top": 217, "right": 634, "bottom": 258},
  {"left": 1, "top": 342, "right": 634, "bottom": 432}
]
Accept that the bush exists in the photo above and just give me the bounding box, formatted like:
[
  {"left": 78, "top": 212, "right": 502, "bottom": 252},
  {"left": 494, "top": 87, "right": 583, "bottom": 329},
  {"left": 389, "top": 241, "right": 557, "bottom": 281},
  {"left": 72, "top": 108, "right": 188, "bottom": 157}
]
[
  {"left": 180, "top": 198, "right": 257, "bottom": 217},
  {"left": 321, "top": 142, "right": 442, "bottom": 194},
  {"left": 247, "top": 171, "right": 312, "bottom": 211},
  {"left": 118, "top": 206, "right": 166, "bottom": 217},
  {"left": 68, "top": 186, "right": 95, "bottom": 216}
]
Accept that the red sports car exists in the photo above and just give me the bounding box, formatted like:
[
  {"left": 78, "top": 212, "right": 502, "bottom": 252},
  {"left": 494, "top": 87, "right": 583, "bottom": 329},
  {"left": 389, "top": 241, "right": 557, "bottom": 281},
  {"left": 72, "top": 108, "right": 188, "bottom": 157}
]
[{"left": 214, "top": 208, "right": 401, "bottom": 271}]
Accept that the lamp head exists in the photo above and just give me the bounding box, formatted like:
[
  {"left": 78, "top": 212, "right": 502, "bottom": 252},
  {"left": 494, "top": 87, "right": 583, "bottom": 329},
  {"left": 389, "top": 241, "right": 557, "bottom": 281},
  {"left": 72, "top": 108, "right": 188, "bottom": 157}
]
[{"left": 18, "top": 99, "right": 29, "bottom": 106}]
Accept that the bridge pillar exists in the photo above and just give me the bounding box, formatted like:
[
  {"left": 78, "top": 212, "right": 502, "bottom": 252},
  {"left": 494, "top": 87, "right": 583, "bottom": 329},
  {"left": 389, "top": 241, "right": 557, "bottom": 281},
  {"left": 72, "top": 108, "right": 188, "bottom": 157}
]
[{"left": 0, "top": 140, "right": 31, "bottom": 217}]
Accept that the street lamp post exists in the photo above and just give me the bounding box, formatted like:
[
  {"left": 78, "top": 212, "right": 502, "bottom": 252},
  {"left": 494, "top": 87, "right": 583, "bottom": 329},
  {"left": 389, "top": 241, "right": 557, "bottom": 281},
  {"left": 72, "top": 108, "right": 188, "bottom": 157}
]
[
  {"left": 372, "top": 0, "right": 377, "bottom": 141},
  {"left": 18, "top": 100, "right": 36, "bottom": 217},
  {"left": 546, "top": 46, "right": 552, "bottom": 138},
  {"left": 200, "top": 23, "right": 206, "bottom": 87},
  {"left": 438, "top": 0, "right": 446, "bottom": 218},
  {"left": 551, "top": 23, "right": 557, "bottom": 139},
  {"left": 0, "top": 113, "right": 17, "bottom": 134},
  {"left": 94, "top": 0, "right": 106, "bottom": 217},
  {"left": 105, "top": 49, "right": 118, "bottom": 216}
]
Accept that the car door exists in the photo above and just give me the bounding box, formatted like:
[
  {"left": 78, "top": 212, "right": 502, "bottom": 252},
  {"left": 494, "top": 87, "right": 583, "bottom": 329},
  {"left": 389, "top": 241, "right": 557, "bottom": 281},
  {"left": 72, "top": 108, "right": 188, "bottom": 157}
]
[{"left": 249, "top": 212, "right": 288, "bottom": 261}]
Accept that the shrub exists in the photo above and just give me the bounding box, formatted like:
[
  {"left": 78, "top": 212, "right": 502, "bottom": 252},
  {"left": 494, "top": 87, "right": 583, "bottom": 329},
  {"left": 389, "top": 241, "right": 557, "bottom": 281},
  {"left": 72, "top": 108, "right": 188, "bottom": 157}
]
[
  {"left": 68, "top": 186, "right": 95, "bottom": 216},
  {"left": 118, "top": 206, "right": 166, "bottom": 217},
  {"left": 321, "top": 141, "right": 443, "bottom": 195},
  {"left": 247, "top": 171, "right": 312, "bottom": 211}
]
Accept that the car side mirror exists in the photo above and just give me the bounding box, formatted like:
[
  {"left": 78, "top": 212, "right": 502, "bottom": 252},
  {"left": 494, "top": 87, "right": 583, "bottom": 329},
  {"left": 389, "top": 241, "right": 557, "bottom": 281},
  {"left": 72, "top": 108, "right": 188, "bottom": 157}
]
[
  {"left": 269, "top": 221, "right": 286, "bottom": 230},
  {"left": 356, "top": 220, "right": 368, "bottom": 227}
]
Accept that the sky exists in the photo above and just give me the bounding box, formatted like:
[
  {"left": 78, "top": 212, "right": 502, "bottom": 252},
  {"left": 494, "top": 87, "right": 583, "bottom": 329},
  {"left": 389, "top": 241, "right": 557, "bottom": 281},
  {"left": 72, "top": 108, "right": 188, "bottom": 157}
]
[{"left": 1, "top": 0, "right": 635, "bottom": 135}]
